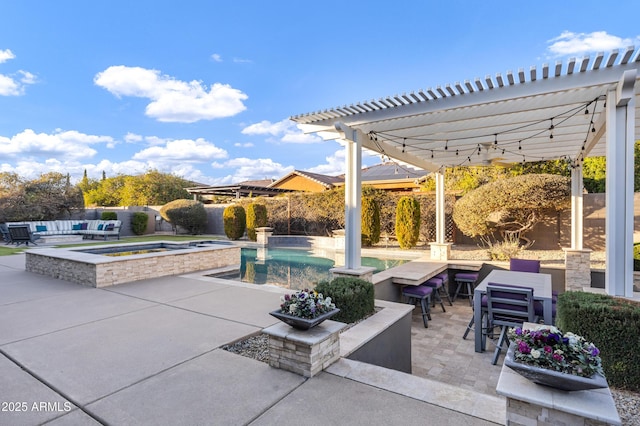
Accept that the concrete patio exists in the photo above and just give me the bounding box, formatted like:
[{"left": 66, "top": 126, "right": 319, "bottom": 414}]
[{"left": 1, "top": 253, "right": 504, "bottom": 425}]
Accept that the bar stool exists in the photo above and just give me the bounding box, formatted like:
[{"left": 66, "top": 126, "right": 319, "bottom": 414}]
[
  {"left": 402, "top": 285, "right": 433, "bottom": 328},
  {"left": 435, "top": 272, "right": 453, "bottom": 306},
  {"left": 423, "top": 276, "right": 452, "bottom": 312},
  {"left": 453, "top": 272, "right": 479, "bottom": 305}
]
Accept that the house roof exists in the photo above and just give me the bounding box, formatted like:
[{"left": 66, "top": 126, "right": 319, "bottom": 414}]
[
  {"left": 291, "top": 47, "right": 640, "bottom": 172},
  {"left": 268, "top": 170, "right": 343, "bottom": 189}
]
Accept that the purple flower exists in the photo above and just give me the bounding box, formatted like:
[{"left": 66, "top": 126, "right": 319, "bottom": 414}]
[
  {"left": 518, "top": 341, "right": 531, "bottom": 354},
  {"left": 590, "top": 346, "right": 600, "bottom": 357}
]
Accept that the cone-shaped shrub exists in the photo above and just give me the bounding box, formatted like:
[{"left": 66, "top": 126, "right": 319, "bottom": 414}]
[
  {"left": 223, "top": 205, "right": 246, "bottom": 240},
  {"left": 395, "top": 196, "right": 420, "bottom": 249},
  {"left": 246, "top": 203, "right": 267, "bottom": 241},
  {"left": 361, "top": 196, "right": 380, "bottom": 246}
]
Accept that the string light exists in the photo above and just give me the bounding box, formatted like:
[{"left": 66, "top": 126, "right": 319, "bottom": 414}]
[{"left": 369, "top": 96, "right": 601, "bottom": 164}]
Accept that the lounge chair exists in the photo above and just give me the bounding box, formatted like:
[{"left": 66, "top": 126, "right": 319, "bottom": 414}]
[{"left": 8, "top": 225, "right": 41, "bottom": 246}]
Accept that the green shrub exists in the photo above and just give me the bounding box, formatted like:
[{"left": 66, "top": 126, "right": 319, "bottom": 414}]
[
  {"left": 556, "top": 291, "right": 640, "bottom": 390},
  {"left": 395, "top": 196, "right": 420, "bottom": 249},
  {"left": 101, "top": 211, "right": 118, "bottom": 220},
  {"left": 634, "top": 243, "right": 640, "bottom": 271},
  {"left": 131, "top": 212, "right": 148, "bottom": 235},
  {"left": 223, "top": 205, "right": 246, "bottom": 240},
  {"left": 314, "top": 277, "right": 375, "bottom": 324},
  {"left": 246, "top": 203, "right": 267, "bottom": 241},
  {"left": 159, "top": 199, "right": 207, "bottom": 234},
  {"left": 361, "top": 196, "right": 380, "bottom": 246}
]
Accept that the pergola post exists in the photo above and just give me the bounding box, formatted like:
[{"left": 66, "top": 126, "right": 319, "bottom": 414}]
[
  {"left": 430, "top": 169, "right": 451, "bottom": 260},
  {"left": 605, "top": 70, "right": 637, "bottom": 297},
  {"left": 330, "top": 124, "right": 375, "bottom": 282},
  {"left": 563, "top": 165, "right": 591, "bottom": 291}
]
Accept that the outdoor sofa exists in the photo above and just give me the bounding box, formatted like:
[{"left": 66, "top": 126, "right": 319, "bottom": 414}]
[{"left": 5, "top": 220, "right": 122, "bottom": 240}]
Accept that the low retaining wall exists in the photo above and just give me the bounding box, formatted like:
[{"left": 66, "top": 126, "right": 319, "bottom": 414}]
[{"left": 340, "top": 300, "right": 414, "bottom": 373}]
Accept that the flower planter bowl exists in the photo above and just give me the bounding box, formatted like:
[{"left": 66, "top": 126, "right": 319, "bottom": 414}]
[
  {"left": 269, "top": 309, "right": 340, "bottom": 330},
  {"left": 505, "top": 344, "right": 608, "bottom": 392}
]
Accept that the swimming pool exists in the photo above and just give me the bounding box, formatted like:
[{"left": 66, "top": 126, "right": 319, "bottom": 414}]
[{"left": 211, "top": 248, "right": 411, "bottom": 290}]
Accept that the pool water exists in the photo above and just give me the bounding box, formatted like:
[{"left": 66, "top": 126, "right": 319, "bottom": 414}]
[{"left": 212, "top": 248, "right": 410, "bottom": 290}]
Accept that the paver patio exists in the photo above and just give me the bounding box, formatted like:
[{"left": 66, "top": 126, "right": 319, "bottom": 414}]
[{"left": 0, "top": 253, "right": 503, "bottom": 425}]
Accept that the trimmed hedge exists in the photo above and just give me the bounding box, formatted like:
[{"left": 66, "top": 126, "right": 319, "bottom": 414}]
[
  {"left": 556, "top": 291, "right": 640, "bottom": 390},
  {"left": 315, "top": 277, "right": 375, "bottom": 324},
  {"left": 101, "top": 211, "right": 118, "bottom": 220},
  {"left": 246, "top": 203, "right": 267, "bottom": 242},
  {"left": 223, "top": 205, "right": 246, "bottom": 240},
  {"left": 131, "top": 212, "right": 148, "bottom": 235},
  {"left": 159, "top": 199, "right": 207, "bottom": 234}
]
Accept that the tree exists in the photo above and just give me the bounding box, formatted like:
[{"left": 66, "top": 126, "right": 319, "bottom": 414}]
[
  {"left": 395, "top": 196, "right": 420, "bottom": 249},
  {"left": 452, "top": 173, "right": 570, "bottom": 248},
  {"left": 0, "top": 172, "right": 84, "bottom": 221},
  {"left": 83, "top": 170, "right": 192, "bottom": 207}
]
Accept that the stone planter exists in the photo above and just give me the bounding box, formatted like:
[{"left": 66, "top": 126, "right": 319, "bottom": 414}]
[
  {"left": 504, "top": 343, "right": 608, "bottom": 392},
  {"left": 269, "top": 309, "right": 340, "bottom": 330}
]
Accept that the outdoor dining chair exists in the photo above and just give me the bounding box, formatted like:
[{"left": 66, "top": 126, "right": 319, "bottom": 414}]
[
  {"left": 509, "top": 258, "right": 541, "bottom": 273},
  {"left": 485, "top": 283, "right": 536, "bottom": 365}
]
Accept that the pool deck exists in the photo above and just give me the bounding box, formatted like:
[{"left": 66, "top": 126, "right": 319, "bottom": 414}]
[{"left": 1, "top": 253, "right": 502, "bottom": 425}]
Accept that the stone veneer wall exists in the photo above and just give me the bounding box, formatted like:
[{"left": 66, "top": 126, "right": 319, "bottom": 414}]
[
  {"left": 265, "top": 321, "right": 345, "bottom": 378},
  {"left": 26, "top": 246, "right": 240, "bottom": 287},
  {"left": 506, "top": 398, "right": 615, "bottom": 426}
]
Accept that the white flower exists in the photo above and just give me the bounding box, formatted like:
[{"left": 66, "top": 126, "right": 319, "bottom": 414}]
[
  {"left": 531, "top": 349, "right": 541, "bottom": 359},
  {"left": 289, "top": 304, "right": 297, "bottom": 314},
  {"left": 280, "top": 295, "right": 285, "bottom": 302}
]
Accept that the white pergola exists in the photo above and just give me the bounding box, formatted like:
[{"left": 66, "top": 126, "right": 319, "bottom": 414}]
[{"left": 291, "top": 46, "right": 640, "bottom": 297}]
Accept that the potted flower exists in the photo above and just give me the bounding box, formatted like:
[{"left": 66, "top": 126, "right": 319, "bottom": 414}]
[
  {"left": 505, "top": 325, "right": 607, "bottom": 391},
  {"left": 270, "top": 289, "right": 339, "bottom": 330}
]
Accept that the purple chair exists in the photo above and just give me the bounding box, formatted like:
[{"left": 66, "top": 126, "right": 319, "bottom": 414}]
[
  {"left": 402, "top": 285, "right": 433, "bottom": 328},
  {"left": 453, "top": 272, "right": 479, "bottom": 305},
  {"left": 509, "top": 258, "right": 540, "bottom": 273},
  {"left": 423, "top": 275, "right": 452, "bottom": 312}
]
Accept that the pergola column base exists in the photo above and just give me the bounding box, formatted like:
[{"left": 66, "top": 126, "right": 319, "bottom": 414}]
[
  {"left": 330, "top": 266, "right": 376, "bottom": 283},
  {"left": 429, "top": 242, "right": 452, "bottom": 261},
  {"left": 255, "top": 227, "right": 273, "bottom": 246},
  {"left": 563, "top": 248, "right": 592, "bottom": 291}
]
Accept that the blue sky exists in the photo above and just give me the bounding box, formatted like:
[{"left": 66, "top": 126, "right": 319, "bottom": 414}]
[{"left": 1, "top": 1, "right": 639, "bottom": 185}]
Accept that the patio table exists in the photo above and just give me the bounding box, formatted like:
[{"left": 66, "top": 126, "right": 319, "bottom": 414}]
[{"left": 473, "top": 270, "right": 552, "bottom": 353}]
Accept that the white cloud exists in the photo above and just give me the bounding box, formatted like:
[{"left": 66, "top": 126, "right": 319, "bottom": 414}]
[
  {"left": 0, "top": 50, "right": 37, "bottom": 95},
  {"left": 209, "top": 157, "right": 293, "bottom": 184},
  {"left": 307, "top": 150, "right": 346, "bottom": 176},
  {"left": 241, "top": 119, "right": 323, "bottom": 144},
  {"left": 133, "top": 138, "right": 228, "bottom": 162},
  {"left": 234, "top": 142, "right": 254, "bottom": 147},
  {"left": 0, "top": 49, "right": 15, "bottom": 63},
  {"left": 211, "top": 53, "right": 223, "bottom": 62},
  {"left": 124, "top": 132, "right": 143, "bottom": 143},
  {"left": 0, "top": 74, "right": 21, "bottom": 96},
  {"left": 0, "top": 129, "right": 111, "bottom": 159},
  {"left": 547, "top": 31, "right": 640, "bottom": 57},
  {"left": 94, "top": 65, "right": 248, "bottom": 123},
  {"left": 233, "top": 57, "right": 252, "bottom": 64}
]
